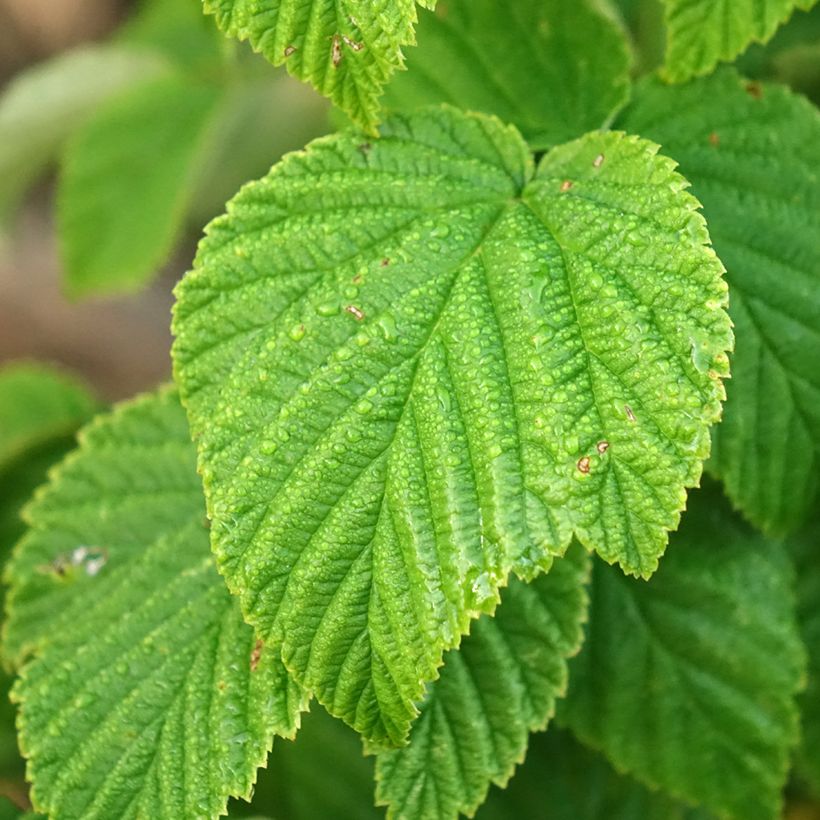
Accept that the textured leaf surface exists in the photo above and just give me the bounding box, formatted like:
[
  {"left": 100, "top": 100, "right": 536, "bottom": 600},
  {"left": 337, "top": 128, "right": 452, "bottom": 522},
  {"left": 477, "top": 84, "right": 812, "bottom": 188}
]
[
  {"left": 4, "top": 389, "right": 307, "bottom": 819},
  {"left": 202, "top": 0, "right": 434, "bottom": 130},
  {"left": 0, "top": 46, "right": 170, "bottom": 222},
  {"left": 0, "top": 363, "right": 97, "bottom": 472},
  {"left": 383, "top": 0, "right": 631, "bottom": 149},
  {"left": 662, "top": 0, "right": 818, "bottom": 81},
  {"left": 58, "top": 76, "right": 222, "bottom": 297},
  {"left": 791, "top": 518, "right": 820, "bottom": 794},
  {"left": 558, "top": 484, "right": 805, "bottom": 820},
  {"left": 375, "top": 546, "right": 589, "bottom": 820},
  {"left": 621, "top": 69, "right": 820, "bottom": 534},
  {"left": 174, "top": 107, "right": 731, "bottom": 745},
  {"left": 477, "top": 728, "right": 712, "bottom": 820}
]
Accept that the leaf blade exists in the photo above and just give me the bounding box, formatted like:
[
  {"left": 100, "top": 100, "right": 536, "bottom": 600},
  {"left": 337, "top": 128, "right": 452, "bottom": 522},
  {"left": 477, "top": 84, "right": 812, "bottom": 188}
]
[{"left": 4, "top": 389, "right": 306, "bottom": 819}]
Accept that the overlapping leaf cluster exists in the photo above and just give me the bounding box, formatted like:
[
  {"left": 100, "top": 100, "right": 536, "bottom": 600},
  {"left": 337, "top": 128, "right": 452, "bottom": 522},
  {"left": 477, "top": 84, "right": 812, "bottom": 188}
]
[{"left": 2, "top": 0, "right": 820, "bottom": 819}]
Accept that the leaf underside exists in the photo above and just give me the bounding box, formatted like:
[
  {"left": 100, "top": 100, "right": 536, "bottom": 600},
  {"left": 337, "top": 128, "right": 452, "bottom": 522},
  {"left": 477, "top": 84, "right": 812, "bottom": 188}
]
[
  {"left": 4, "top": 389, "right": 306, "bottom": 820},
  {"left": 662, "top": 0, "right": 818, "bottom": 81},
  {"left": 382, "top": 0, "right": 632, "bottom": 150},
  {"left": 375, "top": 545, "right": 590, "bottom": 820},
  {"left": 173, "top": 106, "right": 731, "bottom": 746},
  {"left": 202, "top": 0, "right": 435, "bottom": 130},
  {"left": 621, "top": 69, "right": 820, "bottom": 534},
  {"left": 559, "top": 483, "right": 805, "bottom": 820}
]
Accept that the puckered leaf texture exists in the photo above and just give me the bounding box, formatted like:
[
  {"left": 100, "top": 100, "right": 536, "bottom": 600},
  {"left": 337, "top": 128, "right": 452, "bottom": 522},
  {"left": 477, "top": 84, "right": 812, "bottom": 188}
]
[
  {"left": 202, "top": 0, "right": 435, "bottom": 130},
  {"left": 375, "top": 545, "right": 589, "bottom": 820},
  {"left": 382, "top": 0, "right": 631, "bottom": 150},
  {"left": 173, "top": 106, "right": 730, "bottom": 746},
  {"left": 620, "top": 69, "right": 820, "bottom": 534},
  {"left": 558, "top": 483, "right": 805, "bottom": 820},
  {"left": 661, "top": 0, "right": 818, "bottom": 81},
  {"left": 4, "top": 389, "right": 307, "bottom": 820}
]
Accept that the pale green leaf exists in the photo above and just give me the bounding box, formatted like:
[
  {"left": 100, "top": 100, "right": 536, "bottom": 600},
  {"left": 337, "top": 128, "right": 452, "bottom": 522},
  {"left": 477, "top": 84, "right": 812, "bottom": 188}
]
[
  {"left": 791, "top": 518, "right": 820, "bottom": 794},
  {"left": 477, "top": 728, "right": 713, "bottom": 820},
  {"left": 375, "top": 545, "right": 589, "bottom": 820},
  {"left": 4, "top": 389, "right": 307, "bottom": 819},
  {"left": 383, "top": 0, "right": 632, "bottom": 149},
  {"left": 58, "top": 76, "right": 223, "bottom": 298},
  {"left": 0, "top": 363, "right": 97, "bottom": 473},
  {"left": 662, "top": 0, "right": 818, "bottom": 82},
  {"left": 558, "top": 483, "right": 805, "bottom": 820},
  {"left": 620, "top": 69, "right": 820, "bottom": 534},
  {"left": 0, "top": 45, "right": 170, "bottom": 223},
  {"left": 201, "top": 0, "right": 433, "bottom": 130},
  {"left": 173, "top": 107, "right": 731, "bottom": 745}
]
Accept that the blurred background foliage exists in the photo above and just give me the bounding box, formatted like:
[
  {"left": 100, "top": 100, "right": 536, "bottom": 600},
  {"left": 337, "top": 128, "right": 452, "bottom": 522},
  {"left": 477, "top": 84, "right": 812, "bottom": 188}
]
[{"left": 0, "top": 0, "right": 819, "bottom": 817}]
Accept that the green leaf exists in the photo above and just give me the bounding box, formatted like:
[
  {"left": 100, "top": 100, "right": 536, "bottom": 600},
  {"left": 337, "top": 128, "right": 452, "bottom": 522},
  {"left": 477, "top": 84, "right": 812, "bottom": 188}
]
[
  {"left": 375, "top": 545, "right": 589, "bottom": 820},
  {"left": 477, "top": 728, "right": 713, "bottom": 820},
  {"left": 0, "top": 46, "right": 171, "bottom": 223},
  {"left": 619, "top": 69, "right": 820, "bottom": 535},
  {"left": 58, "top": 76, "right": 224, "bottom": 298},
  {"left": 383, "top": 0, "right": 632, "bottom": 150},
  {"left": 4, "top": 389, "right": 307, "bottom": 819},
  {"left": 791, "top": 518, "right": 820, "bottom": 794},
  {"left": 661, "top": 0, "right": 818, "bottom": 82},
  {"left": 173, "top": 107, "right": 731, "bottom": 745},
  {"left": 558, "top": 483, "right": 805, "bottom": 820},
  {"left": 0, "top": 363, "right": 97, "bottom": 473},
  {"left": 201, "top": 0, "right": 434, "bottom": 130}
]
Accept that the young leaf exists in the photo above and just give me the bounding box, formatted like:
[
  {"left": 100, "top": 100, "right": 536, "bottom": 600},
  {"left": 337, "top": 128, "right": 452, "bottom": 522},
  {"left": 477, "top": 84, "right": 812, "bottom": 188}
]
[
  {"left": 620, "top": 69, "right": 820, "bottom": 534},
  {"left": 0, "top": 46, "right": 171, "bottom": 223},
  {"left": 202, "top": 0, "right": 433, "bottom": 131},
  {"left": 4, "top": 389, "right": 307, "bottom": 819},
  {"left": 791, "top": 518, "right": 820, "bottom": 794},
  {"left": 375, "top": 545, "right": 589, "bottom": 820},
  {"left": 661, "top": 0, "right": 818, "bottom": 81},
  {"left": 173, "top": 107, "right": 731, "bottom": 745},
  {"left": 383, "top": 0, "right": 632, "bottom": 150},
  {"left": 477, "top": 728, "right": 713, "bottom": 820},
  {"left": 58, "top": 76, "right": 223, "bottom": 297},
  {"left": 558, "top": 484, "right": 805, "bottom": 820},
  {"left": 0, "top": 363, "right": 97, "bottom": 472}
]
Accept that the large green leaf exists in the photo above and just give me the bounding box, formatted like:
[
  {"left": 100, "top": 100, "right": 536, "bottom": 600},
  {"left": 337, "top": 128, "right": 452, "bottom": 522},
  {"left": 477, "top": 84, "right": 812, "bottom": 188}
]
[
  {"left": 0, "top": 46, "right": 170, "bottom": 223},
  {"left": 558, "top": 484, "right": 805, "bottom": 820},
  {"left": 375, "top": 546, "right": 589, "bottom": 819},
  {"left": 477, "top": 728, "right": 712, "bottom": 820},
  {"left": 382, "top": 0, "right": 631, "bottom": 150},
  {"left": 0, "top": 363, "right": 97, "bottom": 473},
  {"left": 620, "top": 69, "right": 820, "bottom": 534},
  {"left": 791, "top": 518, "right": 820, "bottom": 794},
  {"left": 173, "top": 107, "right": 731, "bottom": 745},
  {"left": 661, "top": 0, "right": 818, "bottom": 81},
  {"left": 58, "top": 76, "right": 223, "bottom": 297},
  {"left": 201, "top": 0, "right": 434, "bottom": 130},
  {"left": 4, "top": 389, "right": 307, "bottom": 819}
]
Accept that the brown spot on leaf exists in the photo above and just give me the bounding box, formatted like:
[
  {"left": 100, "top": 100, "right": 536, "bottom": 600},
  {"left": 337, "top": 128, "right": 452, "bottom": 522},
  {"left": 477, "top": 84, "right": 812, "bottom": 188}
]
[
  {"left": 560, "top": 180, "right": 573, "bottom": 193},
  {"left": 593, "top": 153, "right": 605, "bottom": 168},
  {"left": 250, "top": 639, "right": 264, "bottom": 671},
  {"left": 746, "top": 81, "right": 763, "bottom": 99},
  {"left": 577, "top": 456, "right": 591, "bottom": 474},
  {"left": 381, "top": 258, "right": 390, "bottom": 267},
  {"left": 597, "top": 440, "right": 609, "bottom": 454},
  {"left": 624, "top": 404, "right": 636, "bottom": 422},
  {"left": 331, "top": 34, "right": 343, "bottom": 67},
  {"left": 284, "top": 45, "right": 297, "bottom": 57},
  {"left": 342, "top": 34, "right": 364, "bottom": 52},
  {"left": 708, "top": 132, "right": 720, "bottom": 147},
  {"left": 345, "top": 304, "right": 365, "bottom": 320}
]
